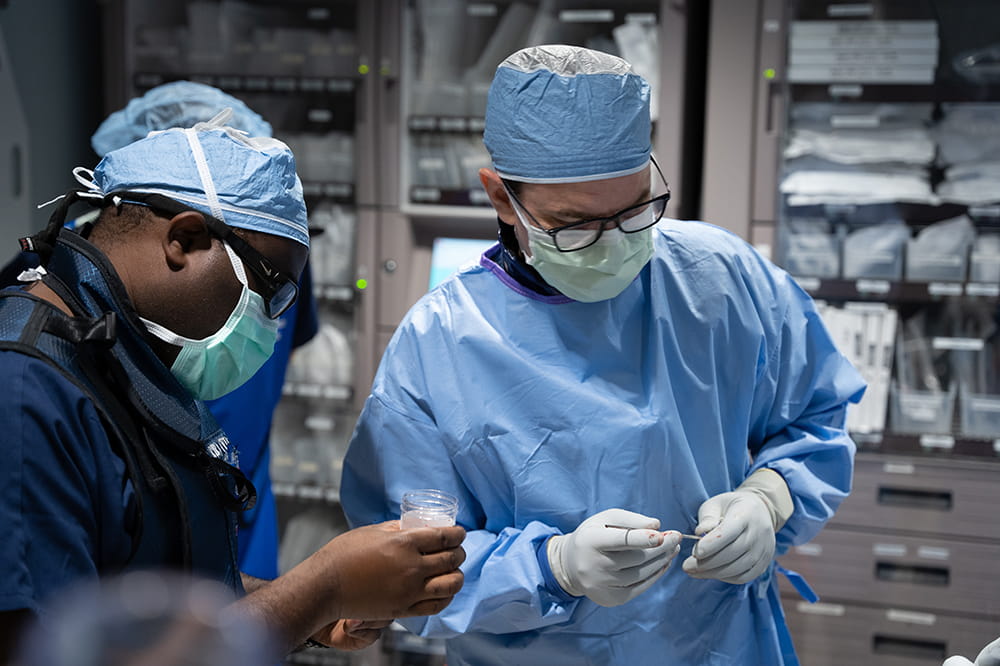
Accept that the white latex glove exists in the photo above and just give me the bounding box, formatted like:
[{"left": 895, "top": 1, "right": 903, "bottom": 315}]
[
  {"left": 547, "top": 508, "right": 682, "bottom": 607},
  {"left": 944, "top": 636, "right": 1000, "bottom": 666},
  {"left": 682, "top": 469, "right": 794, "bottom": 584}
]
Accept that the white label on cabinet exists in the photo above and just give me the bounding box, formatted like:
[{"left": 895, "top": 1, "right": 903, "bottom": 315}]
[
  {"left": 932, "top": 337, "right": 984, "bottom": 351},
  {"left": 625, "top": 12, "right": 657, "bottom": 25},
  {"left": 411, "top": 187, "right": 441, "bottom": 202},
  {"left": 917, "top": 546, "right": 950, "bottom": 561},
  {"left": 968, "top": 283, "right": 1000, "bottom": 297},
  {"left": 831, "top": 114, "right": 880, "bottom": 128},
  {"left": 559, "top": 10, "right": 614, "bottom": 22},
  {"left": 884, "top": 462, "right": 915, "bottom": 475},
  {"left": 920, "top": 434, "right": 955, "bottom": 450},
  {"left": 968, "top": 205, "right": 1000, "bottom": 218},
  {"left": 856, "top": 279, "right": 891, "bottom": 294},
  {"left": 308, "top": 109, "right": 333, "bottom": 123},
  {"left": 467, "top": 4, "right": 498, "bottom": 17},
  {"left": 873, "top": 543, "right": 907, "bottom": 557},
  {"left": 845, "top": 301, "right": 889, "bottom": 313},
  {"left": 887, "top": 609, "right": 936, "bottom": 626},
  {"left": 795, "top": 543, "right": 823, "bottom": 556},
  {"left": 827, "top": 4, "right": 874, "bottom": 17},
  {"left": 417, "top": 157, "right": 447, "bottom": 171},
  {"left": 829, "top": 84, "right": 863, "bottom": 97},
  {"left": 797, "top": 602, "right": 845, "bottom": 616},
  {"left": 928, "top": 282, "right": 964, "bottom": 296},
  {"left": 305, "top": 415, "right": 334, "bottom": 431}
]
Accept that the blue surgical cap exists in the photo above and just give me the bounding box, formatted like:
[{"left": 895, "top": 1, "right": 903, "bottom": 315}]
[
  {"left": 483, "top": 44, "right": 651, "bottom": 183},
  {"left": 93, "top": 114, "right": 309, "bottom": 247},
  {"left": 91, "top": 81, "right": 273, "bottom": 157}
]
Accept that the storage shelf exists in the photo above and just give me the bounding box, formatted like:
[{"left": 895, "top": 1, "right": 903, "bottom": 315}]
[
  {"left": 788, "top": 81, "right": 1000, "bottom": 104},
  {"left": 852, "top": 432, "right": 1000, "bottom": 458},
  {"left": 133, "top": 72, "right": 359, "bottom": 95},
  {"left": 795, "top": 277, "right": 999, "bottom": 304},
  {"left": 408, "top": 115, "right": 486, "bottom": 134}
]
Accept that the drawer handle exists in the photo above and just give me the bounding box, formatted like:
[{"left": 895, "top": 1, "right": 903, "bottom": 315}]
[
  {"left": 876, "top": 562, "right": 949, "bottom": 586},
  {"left": 878, "top": 486, "right": 952, "bottom": 510},
  {"left": 873, "top": 635, "right": 946, "bottom": 660}
]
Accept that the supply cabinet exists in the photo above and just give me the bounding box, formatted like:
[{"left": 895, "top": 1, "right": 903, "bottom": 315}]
[
  {"left": 703, "top": 0, "right": 1000, "bottom": 662},
  {"left": 101, "top": 1, "right": 703, "bottom": 664}
]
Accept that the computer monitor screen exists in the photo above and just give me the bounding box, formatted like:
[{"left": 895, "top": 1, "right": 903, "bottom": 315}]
[{"left": 428, "top": 237, "right": 496, "bottom": 290}]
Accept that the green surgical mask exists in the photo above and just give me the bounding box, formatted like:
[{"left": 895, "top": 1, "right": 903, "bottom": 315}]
[
  {"left": 141, "top": 241, "right": 279, "bottom": 400},
  {"left": 514, "top": 204, "right": 654, "bottom": 302}
]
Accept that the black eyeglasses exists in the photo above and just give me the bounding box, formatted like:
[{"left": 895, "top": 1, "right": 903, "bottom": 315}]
[
  {"left": 109, "top": 192, "right": 299, "bottom": 319},
  {"left": 503, "top": 158, "right": 671, "bottom": 252}
]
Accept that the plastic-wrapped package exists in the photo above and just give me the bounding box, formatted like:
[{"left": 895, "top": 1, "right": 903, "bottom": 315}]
[
  {"left": 842, "top": 221, "right": 910, "bottom": 280},
  {"left": 905, "top": 215, "right": 976, "bottom": 282}
]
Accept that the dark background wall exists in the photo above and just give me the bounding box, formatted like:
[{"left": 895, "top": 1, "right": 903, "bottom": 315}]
[{"left": 0, "top": 0, "right": 103, "bottom": 248}]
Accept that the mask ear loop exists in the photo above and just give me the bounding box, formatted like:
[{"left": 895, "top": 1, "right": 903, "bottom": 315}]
[{"left": 221, "top": 240, "right": 249, "bottom": 288}]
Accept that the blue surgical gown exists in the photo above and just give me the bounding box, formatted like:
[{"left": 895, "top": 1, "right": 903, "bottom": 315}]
[{"left": 341, "top": 221, "right": 866, "bottom": 666}]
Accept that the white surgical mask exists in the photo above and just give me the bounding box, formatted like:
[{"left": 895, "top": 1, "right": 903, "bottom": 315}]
[
  {"left": 141, "top": 242, "right": 279, "bottom": 400},
  {"left": 512, "top": 203, "right": 654, "bottom": 302}
]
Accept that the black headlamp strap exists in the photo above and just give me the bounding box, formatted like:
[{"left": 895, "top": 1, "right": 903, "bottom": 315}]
[{"left": 16, "top": 188, "right": 114, "bottom": 266}]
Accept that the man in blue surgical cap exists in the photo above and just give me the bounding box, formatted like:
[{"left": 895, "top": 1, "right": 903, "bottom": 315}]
[
  {"left": 340, "top": 44, "right": 866, "bottom": 665},
  {"left": 0, "top": 116, "right": 465, "bottom": 662},
  {"left": 0, "top": 80, "right": 319, "bottom": 583},
  {"left": 92, "top": 80, "right": 321, "bottom": 583}
]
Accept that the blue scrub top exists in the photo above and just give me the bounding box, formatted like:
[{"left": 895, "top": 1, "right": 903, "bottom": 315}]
[
  {"left": 205, "top": 262, "right": 318, "bottom": 580},
  {"left": 341, "top": 221, "right": 866, "bottom": 666},
  {"left": 0, "top": 352, "right": 135, "bottom": 615}
]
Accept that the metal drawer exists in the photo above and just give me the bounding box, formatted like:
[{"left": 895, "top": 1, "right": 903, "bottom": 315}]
[
  {"left": 781, "top": 598, "right": 999, "bottom": 666},
  {"left": 831, "top": 453, "right": 1000, "bottom": 540},
  {"left": 778, "top": 528, "right": 1000, "bottom": 618}
]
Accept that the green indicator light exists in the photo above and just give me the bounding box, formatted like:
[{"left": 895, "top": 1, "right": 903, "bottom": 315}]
[
  {"left": 358, "top": 64, "right": 370, "bottom": 75},
  {"left": 356, "top": 278, "right": 368, "bottom": 290},
  {"left": 764, "top": 68, "right": 776, "bottom": 79}
]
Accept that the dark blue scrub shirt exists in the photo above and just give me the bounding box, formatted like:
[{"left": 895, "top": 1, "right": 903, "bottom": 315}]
[{"left": 0, "top": 351, "right": 135, "bottom": 615}]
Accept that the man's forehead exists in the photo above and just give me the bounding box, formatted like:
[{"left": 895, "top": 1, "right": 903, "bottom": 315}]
[{"left": 524, "top": 172, "right": 651, "bottom": 218}]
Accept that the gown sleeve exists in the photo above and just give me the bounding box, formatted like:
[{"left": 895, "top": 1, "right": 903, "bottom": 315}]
[
  {"left": 745, "top": 263, "right": 867, "bottom": 552},
  {"left": 342, "top": 389, "right": 579, "bottom": 638}
]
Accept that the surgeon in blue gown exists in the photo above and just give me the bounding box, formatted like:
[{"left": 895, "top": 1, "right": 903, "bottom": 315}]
[{"left": 340, "top": 45, "right": 866, "bottom": 665}]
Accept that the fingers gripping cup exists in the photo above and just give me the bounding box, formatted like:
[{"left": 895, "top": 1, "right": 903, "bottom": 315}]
[{"left": 400, "top": 489, "right": 459, "bottom": 529}]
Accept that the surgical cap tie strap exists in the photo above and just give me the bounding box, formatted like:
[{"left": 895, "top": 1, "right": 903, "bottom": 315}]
[{"left": 183, "top": 127, "right": 226, "bottom": 223}]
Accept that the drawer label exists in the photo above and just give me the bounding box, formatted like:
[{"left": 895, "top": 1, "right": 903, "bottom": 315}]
[
  {"left": 917, "top": 546, "right": 950, "bottom": 561},
  {"left": 797, "top": 602, "right": 845, "bottom": 616},
  {"left": 887, "top": 609, "right": 936, "bottom": 626},
  {"left": 873, "top": 543, "right": 907, "bottom": 557}
]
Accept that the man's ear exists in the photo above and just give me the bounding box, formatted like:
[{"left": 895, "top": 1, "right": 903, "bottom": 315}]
[
  {"left": 479, "top": 168, "right": 517, "bottom": 227},
  {"left": 163, "top": 211, "right": 214, "bottom": 270}
]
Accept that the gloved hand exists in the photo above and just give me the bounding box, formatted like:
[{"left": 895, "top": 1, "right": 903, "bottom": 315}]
[
  {"left": 547, "top": 508, "right": 682, "bottom": 607},
  {"left": 943, "top": 636, "right": 1000, "bottom": 666},
  {"left": 682, "top": 469, "right": 794, "bottom": 584}
]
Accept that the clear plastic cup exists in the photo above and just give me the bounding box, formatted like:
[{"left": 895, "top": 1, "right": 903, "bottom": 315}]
[{"left": 400, "top": 489, "right": 459, "bottom": 529}]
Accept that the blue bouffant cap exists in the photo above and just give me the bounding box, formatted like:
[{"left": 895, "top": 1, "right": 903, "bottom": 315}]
[
  {"left": 93, "top": 112, "right": 308, "bottom": 247},
  {"left": 91, "top": 81, "right": 273, "bottom": 156},
  {"left": 483, "top": 44, "right": 651, "bottom": 183}
]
